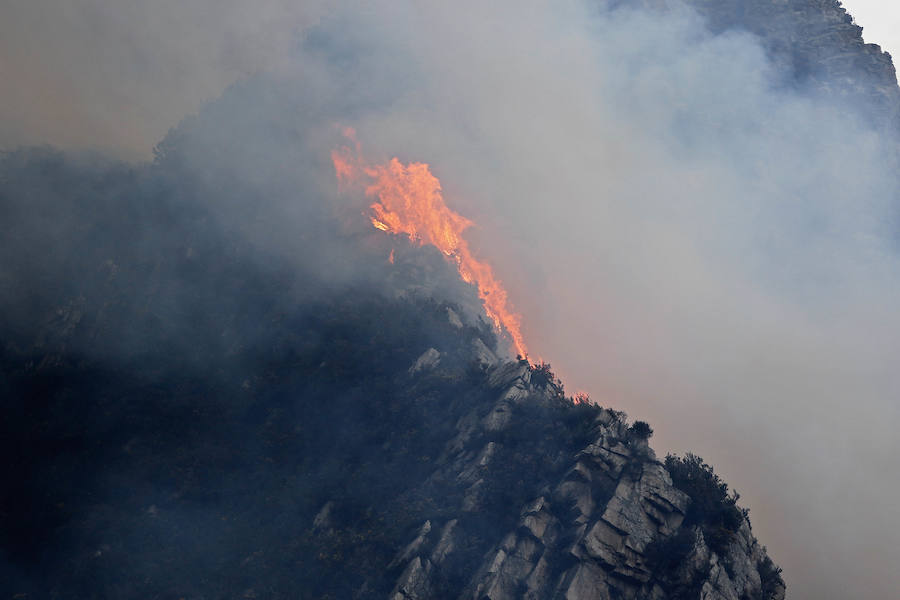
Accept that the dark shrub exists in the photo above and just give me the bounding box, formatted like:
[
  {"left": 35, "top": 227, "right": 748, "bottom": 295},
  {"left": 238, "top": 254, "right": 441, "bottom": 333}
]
[
  {"left": 629, "top": 420, "right": 654, "bottom": 439},
  {"left": 528, "top": 361, "right": 564, "bottom": 398},
  {"left": 754, "top": 554, "right": 785, "bottom": 600},
  {"left": 664, "top": 453, "right": 747, "bottom": 555},
  {"left": 644, "top": 527, "right": 695, "bottom": 572}
]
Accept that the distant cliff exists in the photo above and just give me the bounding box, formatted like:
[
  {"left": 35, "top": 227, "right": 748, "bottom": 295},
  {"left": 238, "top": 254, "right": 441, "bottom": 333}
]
[{"left": 624, "top": 0, "right": 900, "bottom": 128}]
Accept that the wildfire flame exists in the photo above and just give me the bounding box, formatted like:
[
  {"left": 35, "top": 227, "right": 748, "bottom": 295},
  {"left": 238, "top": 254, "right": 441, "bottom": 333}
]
[{"left": 332, "top": 129, "right": 528, "bottom": 358}]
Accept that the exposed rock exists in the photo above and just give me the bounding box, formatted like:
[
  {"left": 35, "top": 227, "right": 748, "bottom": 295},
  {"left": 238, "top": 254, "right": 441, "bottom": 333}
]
[
  {"left": 408, "top": 347, "right": 441, "bottom": 374},
  {"left": 482, "top": 401, "right": 513, "bottom": 432},
  {"left": 563, "top": 562, "right": 611, "bottom": 600},
  {"left": 554, "top": 479, "right": 595, "bottom": 523},
  {"left": 456, "top": 441, "right": 499, "bottom": 484},
  {"left": 500, "top": 381, "right": 529, "bottom": 403},
  {"left": 700, "top": 555, "right": 740, "bottom": 600},
  {"left": 389, "top": 557, "right": 433, "bottom": 600},
  {"left": 429, "top": 519, "right": 460, "bottom": 564},
  {"left": 673, "top": 0, "right": 900, "bottom": 128},
  {"left": 523, "top": 554, "right": 553, "bottom": 599},
  {"left": 311, "top": 501, "right": 334, "bottom": 533},
  {"left": 724, "top": 522, "right": 763, "bottom": 596},
  {"left": 383, "top": 358, "right": 784, "bottom": 600},
  {"left": 522, "top": 508, "right": 554, "bottom": 541},
  {"left": 462, "top": 478, "right": 486, "bottom": 512},
  {"left": 486, "top": 360, "right": 530, "bottom": 389},
  {"left": 446, "top": 307, "right": 464, "bottom": 329},
  {"left": 388, "top": 521, "right": 433, "bottom": 569},
  {"left": 472, "top": 337, "right": 499, "bottom": 367}
]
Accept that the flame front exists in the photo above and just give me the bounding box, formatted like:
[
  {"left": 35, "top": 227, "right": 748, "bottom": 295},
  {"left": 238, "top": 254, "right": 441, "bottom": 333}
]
[{"left": 333, "top": 131, "right": 528, "bottom": 358}]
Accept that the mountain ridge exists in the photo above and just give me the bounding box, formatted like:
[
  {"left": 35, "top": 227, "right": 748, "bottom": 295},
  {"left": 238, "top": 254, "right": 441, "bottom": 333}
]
[
  {"left": 376, "top": 346, "right": 786, "bottom": 600},
  {"left": 0, "top": 146, "right": 783, "bottom": 597},
  {"left": 623, "top": 0, "right": 900, "bottom": 128}
]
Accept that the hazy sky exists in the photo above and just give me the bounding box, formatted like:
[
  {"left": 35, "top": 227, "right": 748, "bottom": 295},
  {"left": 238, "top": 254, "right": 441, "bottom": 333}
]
[
  {"left": 0, "top": 0, "right": 327, "bottom": 157},
  {"left": 2, "top": 1, "right": 898, "bottom": 156},
  {"left": 2, "top": 2, "right": 900, "bottom": 599}
]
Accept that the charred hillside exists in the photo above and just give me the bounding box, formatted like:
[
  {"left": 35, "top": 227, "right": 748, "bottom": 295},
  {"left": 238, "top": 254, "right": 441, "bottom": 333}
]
[{"left": 0, "top": 144, "right": 784, "bottom": 599}]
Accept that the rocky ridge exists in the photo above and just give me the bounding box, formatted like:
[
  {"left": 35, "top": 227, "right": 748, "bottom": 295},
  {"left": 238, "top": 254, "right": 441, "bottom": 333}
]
[
  {"left": 364, "top": 344, "right": 785, "bottom": 600},
  {"left": 626, "top": 0, "right": 900, "bottom": 129}
]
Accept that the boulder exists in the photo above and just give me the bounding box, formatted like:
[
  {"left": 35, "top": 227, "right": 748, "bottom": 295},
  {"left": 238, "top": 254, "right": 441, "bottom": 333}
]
[{"left": 409, "top": 348, "right": 441, "bottom": 374}]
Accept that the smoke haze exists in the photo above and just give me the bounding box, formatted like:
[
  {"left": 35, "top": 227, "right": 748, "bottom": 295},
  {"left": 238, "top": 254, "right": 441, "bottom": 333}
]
[{"left": 3, "top": 1, "right": 900, "bottom": 598}]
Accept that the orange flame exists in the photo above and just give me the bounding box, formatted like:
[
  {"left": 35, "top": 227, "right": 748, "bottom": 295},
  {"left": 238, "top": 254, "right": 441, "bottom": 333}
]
[{"left": 332, "top": 130, "right": 528, "bottom": 358}]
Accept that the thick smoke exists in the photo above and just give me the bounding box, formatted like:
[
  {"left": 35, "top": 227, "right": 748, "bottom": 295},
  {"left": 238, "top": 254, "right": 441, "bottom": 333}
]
[
  {"left": 3, "top": 1, "right": 900, "bottom": 598},
  {"left": 0, "top": 1, "right": 328, "bottom": 157}
]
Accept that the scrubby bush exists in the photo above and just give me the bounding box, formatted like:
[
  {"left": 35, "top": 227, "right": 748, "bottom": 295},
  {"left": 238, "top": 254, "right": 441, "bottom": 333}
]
[
  {"left": 528, "top": 361, "right": 565, "bottom": 398},
  {"left": 644, "top": 527, "right": 695, "bottom": 572},
  {"left": 529, "top": 361, "right": 555, "bottom": 386},
  {"left": 629, "top": 420, "right": 654, "bottom": 439},
  {"left": 664, "top": 453, "right": 748, "bottom": 555},
  {"left": 754, "top": 554, "right": 785, "bottom": 600}
]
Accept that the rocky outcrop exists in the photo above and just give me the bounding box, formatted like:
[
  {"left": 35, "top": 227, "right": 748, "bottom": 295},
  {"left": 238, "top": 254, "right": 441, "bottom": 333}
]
[
  {"left": 608, "top": 0, "right": 900, "bottom": 132},
  {"left": 381, "top": 356, "right": 784, "bottom": 600},
  {"left": 409, "top": 348, "right": 442, "bottom": 374},
  {"left": 658, "top": 0, "right": 900, "bottom": 128}
]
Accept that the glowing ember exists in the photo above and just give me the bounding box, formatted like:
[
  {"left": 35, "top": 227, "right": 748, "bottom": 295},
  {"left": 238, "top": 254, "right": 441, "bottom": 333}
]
[{"left": 332, "top": 129, "right": 528, "bottom": 358}]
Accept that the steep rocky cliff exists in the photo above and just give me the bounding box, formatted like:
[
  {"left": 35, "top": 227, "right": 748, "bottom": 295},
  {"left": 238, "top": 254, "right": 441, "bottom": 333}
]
[
  {"left": 623, "top": 0, "right": 900, "bottom": 128},
  {"left": 368, "top": 349, "right": 785, "bottom": 600}
]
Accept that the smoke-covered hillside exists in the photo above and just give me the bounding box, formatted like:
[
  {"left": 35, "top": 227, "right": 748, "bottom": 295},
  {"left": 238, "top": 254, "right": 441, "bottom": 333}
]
[
  {"left": 3, "top": 0, "right": 900, "bottom": 598},
  {"left": 0, "top": 139, "right": 783, "bottom": 598}
]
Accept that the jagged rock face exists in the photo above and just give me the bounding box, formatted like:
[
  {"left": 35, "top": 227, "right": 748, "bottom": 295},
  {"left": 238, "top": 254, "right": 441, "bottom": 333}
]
[
  {"left": 628, "top": 0, "right": 900, "bottom": 128},
  {"left": 382, "top": 356, "right": 784, "bottom": 600}
]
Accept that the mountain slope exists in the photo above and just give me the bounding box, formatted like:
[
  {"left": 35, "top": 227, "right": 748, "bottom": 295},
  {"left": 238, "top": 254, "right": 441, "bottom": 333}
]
[
  {"left": 378, "top": 353, "right": 786, "bottom": 600},
  {"left": 0, "top": 145, "right": 783, "bottom": 599}
]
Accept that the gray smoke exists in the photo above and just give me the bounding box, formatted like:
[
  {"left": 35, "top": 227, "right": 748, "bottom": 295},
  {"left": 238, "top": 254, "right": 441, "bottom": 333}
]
[{"left": 3, "top": 1, "right": 900, "bottom": 598}]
